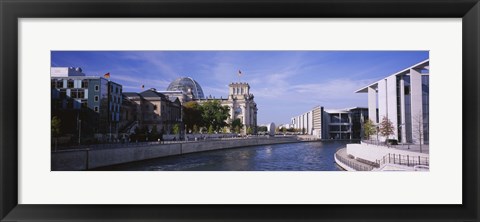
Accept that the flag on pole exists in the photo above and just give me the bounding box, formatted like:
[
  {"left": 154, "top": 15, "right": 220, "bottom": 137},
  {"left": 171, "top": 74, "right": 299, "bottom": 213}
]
[
  {"left": 238, "top": 70, "right": 242, "bottom": 76},
  {"left": 103, "top": 72, "right": 110, "bottom": 78}
]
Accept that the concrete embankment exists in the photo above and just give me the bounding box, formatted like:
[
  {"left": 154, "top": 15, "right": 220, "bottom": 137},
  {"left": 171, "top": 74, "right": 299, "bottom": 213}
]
[
  {"left": 334, "top": 148, "right": 375, "bottom": 171},
  {"left": 52, "top": 137, "right": 298, "bottom": 171}
]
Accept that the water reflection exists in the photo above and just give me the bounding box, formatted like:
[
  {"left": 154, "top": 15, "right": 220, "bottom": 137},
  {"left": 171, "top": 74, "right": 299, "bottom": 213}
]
[{"left": 97, "top": 141, "right": 349, "bottom": 171}]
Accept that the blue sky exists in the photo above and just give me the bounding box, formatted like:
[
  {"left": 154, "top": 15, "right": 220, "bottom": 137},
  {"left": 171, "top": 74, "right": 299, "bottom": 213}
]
[{"left": 51, "top": 51, "right": 429, "bottom": 125}]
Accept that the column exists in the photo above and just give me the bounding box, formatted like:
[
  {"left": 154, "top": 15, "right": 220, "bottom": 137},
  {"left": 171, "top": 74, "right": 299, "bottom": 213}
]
[
  {"left": 410, "top": 68, "right": 423, "bottom": 144},
  {"left": 229, "top": 105, "right": 234, "bottom": 120},
  {"left": 377, "top": 79, "right": 387, "bottom": 123},
  {"left": 241, "top": 106, "right": 246, "bottom": 125},
  {"left": 386, "top": 75, "right": 398, "bottom": 140},
  {"left": 368, "top": 86, "right": 377, "bottom": 124},
  {"left": 399, "top": 76, "right": 407, "bottom": 143}
]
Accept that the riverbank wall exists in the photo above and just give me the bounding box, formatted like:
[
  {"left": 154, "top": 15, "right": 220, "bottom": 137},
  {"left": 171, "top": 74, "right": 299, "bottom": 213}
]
[{"left": 52, "top": 137, "right": 299, "bottom": 171}]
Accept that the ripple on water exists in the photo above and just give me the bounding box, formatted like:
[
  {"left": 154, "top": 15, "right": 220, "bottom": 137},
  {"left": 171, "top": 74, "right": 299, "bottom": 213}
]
[{"left": 97, "top": 141, "right": 350, "bottom": 171}]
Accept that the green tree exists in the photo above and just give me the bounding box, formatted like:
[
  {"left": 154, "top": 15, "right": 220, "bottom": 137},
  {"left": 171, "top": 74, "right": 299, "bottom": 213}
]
[
  {"left": 193, "top": 124, "right": 199, "bottom": 134},
  {"left": 282, "top": 127, "right": 287, "bottom": 134},
  {"left": 221, "top": 127, "right": 228, "bottom": 134},
  {"left": 257, "top": 126, "right": 268, "bottom": 132},
  {"left": 172, "top": 123, "right": 180, "bottom": 135},
  {"left": 246, "top": 126, "right": 253, "bottom": 135},
  {"left": 51, "top": 116, "right": 62, "bottom": 150},
  {"left": 231, "top": 118, "right": 243, "bottom": 133},
  {"left": 183, "top": 101, "right": 202, "bottom": 132},
  {"left": 208, "top": 125, "right": 214, "bottom": 134},
  {"left": 200, "top": 100, "right": 230, "bottom": 131},
  {"left": 363, "top": 119, "right": 376, "bottom": 140},
  {"left": 379, "top": 116, "right": 394, "bottom": 143}
]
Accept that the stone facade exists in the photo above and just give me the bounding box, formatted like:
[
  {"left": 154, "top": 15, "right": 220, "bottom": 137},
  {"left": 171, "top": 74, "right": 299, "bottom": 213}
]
[
  {"left": 122, "top": 89, "right": 182, "bottom": 134},
  {"left": 196, "top": 82, "right": 258, "bottom": 133}
]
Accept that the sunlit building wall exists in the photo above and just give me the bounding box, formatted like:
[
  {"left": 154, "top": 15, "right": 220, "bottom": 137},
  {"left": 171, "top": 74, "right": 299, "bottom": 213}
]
[{"left": 355, "top": 59, "right": 429, "bottom": 144}]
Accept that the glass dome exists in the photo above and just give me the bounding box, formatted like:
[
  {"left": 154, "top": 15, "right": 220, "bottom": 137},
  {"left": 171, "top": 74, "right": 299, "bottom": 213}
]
[{"left": 166, "top": 77, "right": 205, "bottom": 99}]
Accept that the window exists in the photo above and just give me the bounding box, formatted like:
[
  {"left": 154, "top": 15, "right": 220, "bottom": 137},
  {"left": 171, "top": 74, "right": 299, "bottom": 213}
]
[
  {"left": 94, "top": 96, "right": 99, "bottom": 102},
  {"left": 51, "top": 80, "right": 56, "bottom": 88},
  {"left": 116, "top": 87, "right": 119, "bottom": 94},
  {"left": 341, "top": 125, "right": 350, "bottom": 131},
  {"left": 330, "top": 115, "right": 340, "bottom": 123},
  {"left": 82, "top": 80, "right": 89, "bottom": 88},
  {"left": 329, "top": 125, "right": 340, "bottom": 131},
  {"left": 59, "top": 90, "right": 67, "bottom": 99},
  {"left": 95, "top": 85, "right": 99, "bottom": 91},
  {"left": 153, "top": 105, "right": 157, "bottom": 110},
  {"left": 70, "top": 89, "right": 84, "bottom": 99},
  {"left": 67, "top": 80, "right": 74, "bottom": 88},
  {"left": 56, "top": 80, "right": 63, "bottom": 88},
  {"left": 94, "top": 106, "right": 99, "bottom": 112},
  {"left": 70, "top": 89, "right": 77, "bottom": 98}
]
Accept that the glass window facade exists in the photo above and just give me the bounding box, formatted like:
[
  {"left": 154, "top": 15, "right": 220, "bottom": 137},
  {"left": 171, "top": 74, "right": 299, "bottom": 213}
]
[
  {"left": 166, "top": 77, "right": 205, "bottom": 99},
  {"left": 422, "top": 75, "right": 429, "bottom": 144}
]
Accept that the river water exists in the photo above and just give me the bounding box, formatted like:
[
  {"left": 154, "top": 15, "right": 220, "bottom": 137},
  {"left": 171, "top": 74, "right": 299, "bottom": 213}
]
[{"left": 96, "top": 141, "right": 350, "bottom": 171}]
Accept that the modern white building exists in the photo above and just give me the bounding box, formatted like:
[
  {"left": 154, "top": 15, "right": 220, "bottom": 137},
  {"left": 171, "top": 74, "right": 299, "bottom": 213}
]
[
  {"left": 324, "top": 107, "right": 368, "bottom": 140},
  {"left": 355, "top": 59, "right": 429, "bottom": 144},
  {"left": 291, "top": 106, "right": 368, "bottom": 140},
  {"left": 291, "top": 107, "right": 316, "bottom": 136},
  {"left": 291, "top": 106, "right": 324, "bottom": 139}
]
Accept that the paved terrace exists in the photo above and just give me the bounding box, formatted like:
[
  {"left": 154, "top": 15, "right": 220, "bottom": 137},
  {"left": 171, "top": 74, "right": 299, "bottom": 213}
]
[{"left": 362, "top": 140, "right": 429, "bottom": 154}]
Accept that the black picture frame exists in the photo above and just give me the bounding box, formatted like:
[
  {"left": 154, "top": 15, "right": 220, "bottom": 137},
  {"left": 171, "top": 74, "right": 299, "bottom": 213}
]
[{"left": 1, "top": 0, "right": 479, "bottom": 221}]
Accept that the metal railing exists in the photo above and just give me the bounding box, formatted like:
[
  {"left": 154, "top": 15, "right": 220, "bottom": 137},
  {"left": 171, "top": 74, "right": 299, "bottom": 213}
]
[
  {"left": 335, "top": 152, "right": 374, "bottom": 171},
  {"left": 375, "top": 153, "right": 429, "bottom": 168},
  {"left": 53, "top": 134, "right": 291, "bottom": 152}
]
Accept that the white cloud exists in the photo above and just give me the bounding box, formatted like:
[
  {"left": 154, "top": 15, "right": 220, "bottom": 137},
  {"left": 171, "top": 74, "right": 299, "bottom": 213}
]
[{"left": 118, "top": 52, "right": 179, "bottom": 79}]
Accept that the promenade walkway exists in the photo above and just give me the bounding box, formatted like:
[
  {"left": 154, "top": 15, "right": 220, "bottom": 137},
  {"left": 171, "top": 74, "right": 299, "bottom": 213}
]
[
  {"left": 362, "top": 140, "right": 429, "bottom": 154},
  {"left": 53, "top": 135, "right": 291, "bottom": 151}
]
